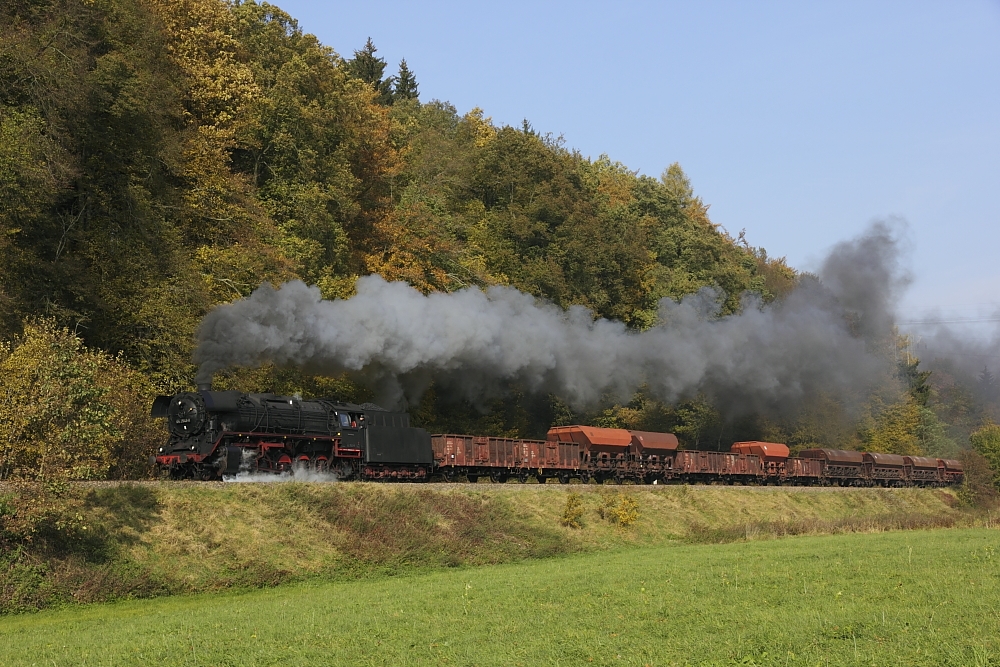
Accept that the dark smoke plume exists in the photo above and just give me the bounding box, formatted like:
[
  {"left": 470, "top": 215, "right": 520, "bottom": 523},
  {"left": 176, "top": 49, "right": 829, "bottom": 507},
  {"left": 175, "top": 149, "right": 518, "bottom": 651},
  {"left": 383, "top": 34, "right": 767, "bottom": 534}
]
[
  {"left": 907, "top": 311, "right": 1000, "bottom": 410},
  {"left": 194, "top": 222, "right": 908, "bottom": 411}
]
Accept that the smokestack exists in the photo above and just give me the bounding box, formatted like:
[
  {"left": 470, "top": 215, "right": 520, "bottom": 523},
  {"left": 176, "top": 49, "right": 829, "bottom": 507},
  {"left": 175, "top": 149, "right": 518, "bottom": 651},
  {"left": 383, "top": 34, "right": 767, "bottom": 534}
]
[{"left": 197, "top": 381, "right": 212, "bottom": 392}]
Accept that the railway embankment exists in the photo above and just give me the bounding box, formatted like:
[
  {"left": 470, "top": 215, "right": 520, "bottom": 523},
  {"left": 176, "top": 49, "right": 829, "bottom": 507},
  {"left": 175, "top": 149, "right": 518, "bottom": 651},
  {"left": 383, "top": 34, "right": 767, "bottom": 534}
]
[{"left": 0, "top": 481, "right": 986, "bottom": 613}]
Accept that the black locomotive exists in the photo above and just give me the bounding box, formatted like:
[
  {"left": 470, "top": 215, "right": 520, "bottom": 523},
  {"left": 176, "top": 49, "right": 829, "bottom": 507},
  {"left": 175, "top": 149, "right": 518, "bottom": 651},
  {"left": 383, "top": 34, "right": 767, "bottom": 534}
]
[{"left": 151, "top": 386, "right": 432, "bottom": 480}]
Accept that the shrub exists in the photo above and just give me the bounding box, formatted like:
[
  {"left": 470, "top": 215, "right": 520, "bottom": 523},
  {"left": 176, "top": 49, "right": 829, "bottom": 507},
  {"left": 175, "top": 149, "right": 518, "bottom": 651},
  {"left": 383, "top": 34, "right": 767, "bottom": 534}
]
[
  {"left": 957, "top": 449, "right": 1000, "bottom": 508},
  {"left": 598, "top": 492, "right": 639, "bottom": 527},
  {"left": 560, "top": 492, "right": 584, "bottom": 528},
  {"left": 0, "top": 321, "right": 160, "bottom": 481},
  {"left": 970, "top": 422, "right": 1000, "bottom": 490}
]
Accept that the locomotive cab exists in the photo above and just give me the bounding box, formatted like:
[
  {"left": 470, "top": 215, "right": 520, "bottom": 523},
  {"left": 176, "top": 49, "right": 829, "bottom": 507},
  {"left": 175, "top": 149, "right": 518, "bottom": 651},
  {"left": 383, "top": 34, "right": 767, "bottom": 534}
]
[{"left": 335, "top": 410, "right": 365, "bottom": 449}]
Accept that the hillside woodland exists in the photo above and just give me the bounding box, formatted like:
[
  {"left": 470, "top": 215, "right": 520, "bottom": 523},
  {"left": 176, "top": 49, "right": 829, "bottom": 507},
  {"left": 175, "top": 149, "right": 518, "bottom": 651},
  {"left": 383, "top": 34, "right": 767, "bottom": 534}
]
[{"left": 1, "top": 0, "right": 999, "bottom": 484}]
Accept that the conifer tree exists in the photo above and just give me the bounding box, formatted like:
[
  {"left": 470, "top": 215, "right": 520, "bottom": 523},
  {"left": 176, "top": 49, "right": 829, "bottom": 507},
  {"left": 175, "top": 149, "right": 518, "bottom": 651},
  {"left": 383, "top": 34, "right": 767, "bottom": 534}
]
[
  {"left": 346, "top": 37, "right": 393, "bottom": 104},
  {"left": 980, "top": 367, "right": 998, "bottom": 402},
  {"left": 393, "top": 58, "right": 419, "bottom": 101}
]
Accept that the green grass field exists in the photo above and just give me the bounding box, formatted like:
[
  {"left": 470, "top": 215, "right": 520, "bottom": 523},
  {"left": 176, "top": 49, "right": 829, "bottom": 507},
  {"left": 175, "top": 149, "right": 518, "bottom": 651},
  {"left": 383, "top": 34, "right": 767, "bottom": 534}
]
[
  {"left": 2, "top": 528, "right": 998, "bottom": 666},
  {"left": 2, "top": 483, "right": 968, "bottom": 614}
]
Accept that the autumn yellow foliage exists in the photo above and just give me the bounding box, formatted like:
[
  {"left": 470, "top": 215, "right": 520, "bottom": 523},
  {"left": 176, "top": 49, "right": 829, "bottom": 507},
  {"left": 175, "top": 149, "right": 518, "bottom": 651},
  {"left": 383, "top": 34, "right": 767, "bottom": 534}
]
[
  {"left": 859, "top": 397, "right": 924, "bottom": 456},
  {"left": 0, "top": 322, "right": 159, "bottom": 481}
]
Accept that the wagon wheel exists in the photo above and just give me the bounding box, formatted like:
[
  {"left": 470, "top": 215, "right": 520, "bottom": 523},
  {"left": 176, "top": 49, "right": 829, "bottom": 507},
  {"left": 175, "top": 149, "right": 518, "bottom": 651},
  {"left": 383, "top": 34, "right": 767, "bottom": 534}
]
[
  {"left": 517, "top": 473, "right": 529, "bottom": 484},
  {"left": 467, "top": 475, "right": 479, "bottom": 483},
  {"left": 491, "top": 473, "right": 509, "bottom": 484},
  {"left": 558, "top": 474, "right": 570, "bottom": 485}
]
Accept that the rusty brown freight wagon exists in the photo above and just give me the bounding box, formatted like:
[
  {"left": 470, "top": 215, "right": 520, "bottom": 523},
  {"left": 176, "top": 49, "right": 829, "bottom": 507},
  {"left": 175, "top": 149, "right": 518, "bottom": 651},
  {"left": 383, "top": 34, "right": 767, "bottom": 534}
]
[
  {"left": 510, "top": 438, "right": 581, "bottom": 482},
  {"left": 939, "top": 459, "right": 964, "bottom": 485},
  {"left": 730, "top": 441, "right": 789, "bottom": 479},
  {"left": 629, "top": 430, "right": 679, "bottom": 482},
  {"left": 474, "top": 437, "right": 540, "bottom": 482},
  {"left": 548, "top": 426, "right": 632, "bottom": 482},
  {"left": 431, "top": 434, "right": 581, "bottom": 483},
  {"left": 431, "top": 434, "right": 484, "bottom": 480},
  {"left": 799, "top": 449, "right": 865, "bottom": 485},
  {"left": 904, "top": 456, "right": 941, "bottom": 485},
  {"left": 864, "top": 452, "right": 906, "bottom": 486},
  {"left": 785, "top": 457, "right": 823, "bottom": 484},
  {"left": 673, "top": 450, "right": 763, "bottom": 483}
]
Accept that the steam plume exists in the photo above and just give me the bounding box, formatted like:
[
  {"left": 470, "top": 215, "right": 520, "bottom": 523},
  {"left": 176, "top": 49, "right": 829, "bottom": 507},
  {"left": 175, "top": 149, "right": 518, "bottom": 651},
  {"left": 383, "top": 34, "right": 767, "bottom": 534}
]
[{"left": 194, "top": 222, "right": 907, "bottom": 411}]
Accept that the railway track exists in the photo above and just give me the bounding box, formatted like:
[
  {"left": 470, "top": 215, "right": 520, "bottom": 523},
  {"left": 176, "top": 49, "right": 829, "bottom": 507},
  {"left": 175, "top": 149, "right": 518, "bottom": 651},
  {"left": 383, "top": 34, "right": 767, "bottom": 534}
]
[{"left": 2, "top": 479, "right": 952, "bottom": 493}]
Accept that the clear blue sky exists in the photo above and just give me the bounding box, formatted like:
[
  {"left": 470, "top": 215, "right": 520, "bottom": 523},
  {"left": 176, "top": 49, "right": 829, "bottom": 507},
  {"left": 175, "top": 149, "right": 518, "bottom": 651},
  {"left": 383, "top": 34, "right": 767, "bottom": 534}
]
[{"left": 275, "top": 0, "right": 1000, "bottom": 324}]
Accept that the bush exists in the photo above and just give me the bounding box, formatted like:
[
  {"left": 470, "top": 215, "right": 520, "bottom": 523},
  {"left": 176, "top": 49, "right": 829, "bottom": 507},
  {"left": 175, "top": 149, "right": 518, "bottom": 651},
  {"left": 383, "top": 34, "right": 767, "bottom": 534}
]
[
  {"left": 598, "top": 492, "right": 640, "bottom": 527},
  {"left": 0, "top": 321, "right": 160, "bottom": 481},
  {"left": 970, "top": 423, "right": 1000, "bottom": 489},
  {"left": 958, "top": 449, "right": 1000, "bottom": 508},
  {"left": 560, "top": 492, "right": 584, "bottom": 528}
]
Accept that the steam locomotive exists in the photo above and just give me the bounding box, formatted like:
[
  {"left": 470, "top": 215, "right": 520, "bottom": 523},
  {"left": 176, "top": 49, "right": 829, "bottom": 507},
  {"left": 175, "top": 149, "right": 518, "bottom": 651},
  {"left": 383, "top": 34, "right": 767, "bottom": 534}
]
[
  {"left": 151, "top": 389, "right": 963, "bottom": 487},
  {"left": 151, "top": 386, "right": 432, "bottom": 480}
]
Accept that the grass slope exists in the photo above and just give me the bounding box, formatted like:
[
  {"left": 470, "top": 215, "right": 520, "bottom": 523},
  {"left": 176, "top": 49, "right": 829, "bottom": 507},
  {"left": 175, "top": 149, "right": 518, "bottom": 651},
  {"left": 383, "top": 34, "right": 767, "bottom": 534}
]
[
  {"left": 0, "top": 482, "right": 971, "bottom": 613},
  {"left": 1, "top": 528, "right": 998, "bottom": 666}
]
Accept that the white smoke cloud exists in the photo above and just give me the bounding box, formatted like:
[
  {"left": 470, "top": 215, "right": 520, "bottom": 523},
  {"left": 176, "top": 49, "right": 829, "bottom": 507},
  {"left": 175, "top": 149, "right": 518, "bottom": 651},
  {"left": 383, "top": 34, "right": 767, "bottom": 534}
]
[{"left": 194, "top": 222, "right": 909, "bottom": 411}]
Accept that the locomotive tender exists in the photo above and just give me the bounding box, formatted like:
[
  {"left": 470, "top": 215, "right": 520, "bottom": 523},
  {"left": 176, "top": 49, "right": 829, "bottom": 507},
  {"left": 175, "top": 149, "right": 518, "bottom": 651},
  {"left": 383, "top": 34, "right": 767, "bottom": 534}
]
[{"left": 151, "top": 390, "right": 963, "bottom": 487}]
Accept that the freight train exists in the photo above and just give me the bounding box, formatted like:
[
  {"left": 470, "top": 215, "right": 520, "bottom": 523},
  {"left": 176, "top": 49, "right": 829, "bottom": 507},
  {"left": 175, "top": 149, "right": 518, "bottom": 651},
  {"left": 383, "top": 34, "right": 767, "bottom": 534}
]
[{"left": 151, "top": 389, "right": 963, "bottom": 486}]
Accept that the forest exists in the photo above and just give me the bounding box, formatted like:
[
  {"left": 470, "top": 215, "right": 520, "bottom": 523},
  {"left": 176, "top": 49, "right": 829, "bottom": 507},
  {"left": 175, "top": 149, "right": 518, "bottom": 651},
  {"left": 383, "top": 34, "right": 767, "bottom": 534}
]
[{"left": 1, "top": 0, "right": 999, "bottom": 484}]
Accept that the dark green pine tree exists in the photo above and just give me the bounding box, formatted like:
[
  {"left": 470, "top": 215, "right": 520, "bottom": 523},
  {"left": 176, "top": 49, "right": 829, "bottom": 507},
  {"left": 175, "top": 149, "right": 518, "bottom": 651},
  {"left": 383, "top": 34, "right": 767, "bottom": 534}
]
[
  {"left": 393, "top": 58, "right": 419, "bottom": 101},
  {"left": 980, "top": 366, "right": 998, "bottom": 401},
  {"left": 346, "top": 37, "right": 393, "bottom": 105}
]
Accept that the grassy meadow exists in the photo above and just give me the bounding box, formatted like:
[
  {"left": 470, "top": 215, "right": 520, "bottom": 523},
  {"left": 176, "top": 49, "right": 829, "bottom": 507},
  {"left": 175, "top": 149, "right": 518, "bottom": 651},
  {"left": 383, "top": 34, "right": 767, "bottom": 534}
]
[
  {"left": 0, "top": 482, "right": 971, "bottom": 613},
  {"left": 1, "top": 528, "right": 998, "bottom": 666}
]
